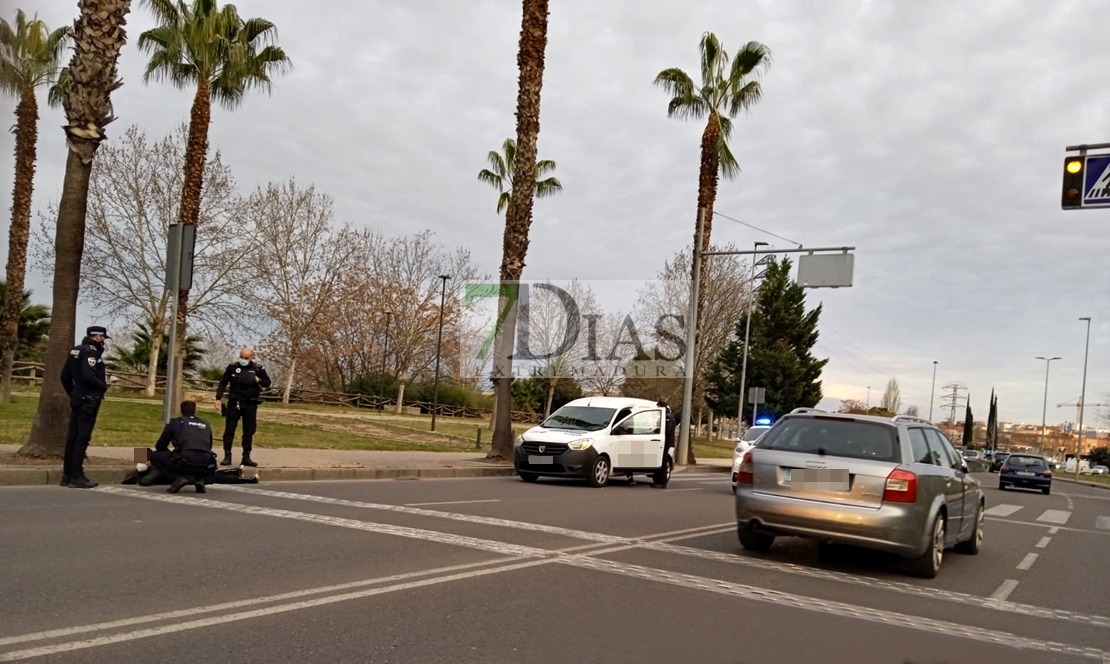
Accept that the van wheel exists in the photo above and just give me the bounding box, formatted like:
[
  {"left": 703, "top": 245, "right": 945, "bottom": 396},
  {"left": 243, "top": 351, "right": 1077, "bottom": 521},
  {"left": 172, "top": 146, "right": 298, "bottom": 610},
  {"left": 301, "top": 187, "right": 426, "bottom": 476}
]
[
  {"left": 587, "top": 455, "right": 610, "bottom": 488},
  {"left": 519, "top": 471, "right": 538, "bottom": 483},
  {"left": 906, "top": 513, "right": 945, "bottom": 578},
  {"left": 737, "top": 523, "right": 774, "bottom": 552},
  {"left": 652, "top": 456, "right": 673, "bottom": 488}
]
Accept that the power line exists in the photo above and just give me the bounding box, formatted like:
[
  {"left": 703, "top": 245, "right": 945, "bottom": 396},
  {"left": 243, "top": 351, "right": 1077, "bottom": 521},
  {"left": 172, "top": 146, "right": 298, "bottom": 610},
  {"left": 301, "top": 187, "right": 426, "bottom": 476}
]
[{"left": 713, "top": 211, "right": 804, "bottom": 248}]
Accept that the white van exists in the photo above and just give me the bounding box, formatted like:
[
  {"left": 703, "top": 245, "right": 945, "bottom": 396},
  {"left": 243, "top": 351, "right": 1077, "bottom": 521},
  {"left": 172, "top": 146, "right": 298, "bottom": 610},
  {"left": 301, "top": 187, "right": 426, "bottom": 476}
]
[{"left": 513, "top": 396, "right": 674, "bottom": 488}]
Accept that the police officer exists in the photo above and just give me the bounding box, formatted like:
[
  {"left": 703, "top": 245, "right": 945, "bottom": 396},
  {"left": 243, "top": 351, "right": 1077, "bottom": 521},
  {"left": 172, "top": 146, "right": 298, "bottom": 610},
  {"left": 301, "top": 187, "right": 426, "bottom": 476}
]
[
  {"left": 142, "top": 400, "right": 216, "bottom": 493},
  {"left": 214, "top": 346, "right": 271, "bottom": 467},
  {"left": 60, "top": 325, "right": 111, "bottom": 489}
]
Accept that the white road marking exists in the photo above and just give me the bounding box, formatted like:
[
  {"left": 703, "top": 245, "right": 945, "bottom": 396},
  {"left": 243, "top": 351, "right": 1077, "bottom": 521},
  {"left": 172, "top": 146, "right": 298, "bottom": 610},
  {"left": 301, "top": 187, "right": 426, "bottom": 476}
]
[
  {"left": 1036, "top": 537, "right": 1052, "bottom": 549},
  {"left": 983, "top": 504, "right": 1022, "bottom": 517},
  {"left": 984, "top": 517, "right": 1107, "bottom": 536},
  {"left": 990, "top": 579, "right": 1020, "bottom": 602},
  {"left": 662, "top": 488, "right": 703, "bottom": 493},
  {"left": 404, "top": 499, "right": 501, "bottom": 507},
  {"left": 1049, "top": 527, "right": 1061, "bottom": 534},
  {"left": 1036, "top": 509, "right": 1072, "bottom": 525},
  {"left": 1060, "top": 492, "right": 1075, "bottom": 510},
  {"left": 1017, "top": 553, "right": 1039, "bottom": 571},
  {"left": 1096, "top": 516, "right": 1110, "bottom": 531}
]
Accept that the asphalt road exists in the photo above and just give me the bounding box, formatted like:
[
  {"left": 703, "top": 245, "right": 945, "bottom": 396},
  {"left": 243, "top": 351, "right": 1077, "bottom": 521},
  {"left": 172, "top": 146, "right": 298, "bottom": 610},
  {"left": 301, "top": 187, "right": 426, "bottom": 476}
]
[{"left": 1, "top": 471, "right": 1108, "bottom": 663}]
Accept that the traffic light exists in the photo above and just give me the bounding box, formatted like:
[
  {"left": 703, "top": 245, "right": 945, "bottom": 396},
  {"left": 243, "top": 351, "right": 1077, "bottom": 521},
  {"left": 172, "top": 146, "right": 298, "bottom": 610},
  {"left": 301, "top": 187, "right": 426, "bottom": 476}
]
[{"left": 1062, "top": 156, "right": 1085, "bottom": 209}]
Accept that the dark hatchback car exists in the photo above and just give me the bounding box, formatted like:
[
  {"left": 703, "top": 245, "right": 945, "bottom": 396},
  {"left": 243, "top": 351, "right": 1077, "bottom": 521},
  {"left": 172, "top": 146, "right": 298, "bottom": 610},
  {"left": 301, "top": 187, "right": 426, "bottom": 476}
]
[
  {"left": 989, "top": 453, "right": 1009, "bottom": 473},
  {"left": 998, "top": 454, "right": 1052, "bottom": 494}
]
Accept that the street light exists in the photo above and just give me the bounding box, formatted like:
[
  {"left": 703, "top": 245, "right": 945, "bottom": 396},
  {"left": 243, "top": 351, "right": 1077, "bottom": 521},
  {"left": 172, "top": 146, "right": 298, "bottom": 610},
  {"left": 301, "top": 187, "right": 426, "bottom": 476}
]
[
  {"left": 378, "top": 311, "right": 392, "bottom": 411},
  {"left": 1035, "top": 356, "right": 1061, "bottom": 455},
  {"left": 928, "top": 361, "right": 938, "bottom": 421},
  {"left": 1075, "top": 317, "right": 1092, "bottom": 479},
  {"left": 866, "top": 386, "right": 871, "bottom": 410},
  {"left": 431, "top": 275, "right": 451, "bottom": 432},
  {"left": 737, "top": 240, "right": 769, "bottom": 429}
]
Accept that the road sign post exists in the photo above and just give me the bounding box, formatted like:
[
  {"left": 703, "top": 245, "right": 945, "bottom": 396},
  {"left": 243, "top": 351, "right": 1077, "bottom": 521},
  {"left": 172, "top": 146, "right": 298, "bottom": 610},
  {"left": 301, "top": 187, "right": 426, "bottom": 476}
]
[
  {"left": 1062, "top": 143, "right": 1110, "bottom": 210},
  {"left": 748, "top": 386, "right": 765, "bottom": 425},
  {"left": 162, "top": 223, "right": 197, "bottom": 424}
]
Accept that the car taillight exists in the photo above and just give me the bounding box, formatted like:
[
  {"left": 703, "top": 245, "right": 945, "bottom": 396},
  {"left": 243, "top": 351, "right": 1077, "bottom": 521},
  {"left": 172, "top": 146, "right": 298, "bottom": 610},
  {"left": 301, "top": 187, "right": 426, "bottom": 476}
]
[
  {"left": 738, "top": 451, "right": 754, "bottom": 485},
  {"left": 1043, "top": 470, "right": 1051, "bottom": 477},
  {"left": 883, "top": 468, "right": 917, "bottom": 503},
  {"left": 1000, "top": 466, "right": 1011, "bottom": 474}
]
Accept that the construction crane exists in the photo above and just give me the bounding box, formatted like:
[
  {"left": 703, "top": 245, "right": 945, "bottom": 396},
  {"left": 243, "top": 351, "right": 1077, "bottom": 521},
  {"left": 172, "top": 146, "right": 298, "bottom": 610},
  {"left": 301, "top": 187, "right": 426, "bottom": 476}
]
[{"left": 1056, "top": 397, "right": 1107, "bottom": 455}]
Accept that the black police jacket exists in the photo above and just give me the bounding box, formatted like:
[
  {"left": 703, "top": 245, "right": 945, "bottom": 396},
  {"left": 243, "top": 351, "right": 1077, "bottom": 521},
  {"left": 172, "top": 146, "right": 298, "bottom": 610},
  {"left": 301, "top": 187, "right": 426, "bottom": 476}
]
[
  {"left": 215, "top": 361, "right": 272, "bottom": 402},
  {"left": 155, "top": 415, "right": 214, "bottom": 453},
  {"left": 61, "top": 336, "right": 108, "bottom": 402}
]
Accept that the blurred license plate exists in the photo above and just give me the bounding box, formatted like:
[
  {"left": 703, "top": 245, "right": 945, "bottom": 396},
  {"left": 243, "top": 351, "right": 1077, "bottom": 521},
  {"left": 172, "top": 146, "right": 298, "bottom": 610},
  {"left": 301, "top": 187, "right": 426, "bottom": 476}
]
[
  {"left": 787, "top": 468, "right": 849, "bottom": 491},
  {"left": 1017, "top": 471, "right": 1034, "bottom": 476},
  {"left": 528, "top": 455, "right": 553, "bottom": 464}
]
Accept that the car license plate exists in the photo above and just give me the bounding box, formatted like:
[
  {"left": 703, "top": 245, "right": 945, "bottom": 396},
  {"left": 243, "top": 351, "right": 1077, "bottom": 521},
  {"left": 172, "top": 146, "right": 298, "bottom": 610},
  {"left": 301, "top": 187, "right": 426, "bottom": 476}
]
[
  {"left": 528, "top": 455, "right": 553, "bottom": 464},
  {"left": 787, "top": 468, "right": 849, "bottom": 491},
  {"left": 1017, "top": 471, "right": 1034, "bottom": 476}
]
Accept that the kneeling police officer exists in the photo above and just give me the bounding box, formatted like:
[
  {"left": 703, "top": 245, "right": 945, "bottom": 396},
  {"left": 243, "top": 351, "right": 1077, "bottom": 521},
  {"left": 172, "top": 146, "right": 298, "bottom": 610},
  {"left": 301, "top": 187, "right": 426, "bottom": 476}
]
[{"left": 142, "top": 400, "right": 216, "bottom": 493}]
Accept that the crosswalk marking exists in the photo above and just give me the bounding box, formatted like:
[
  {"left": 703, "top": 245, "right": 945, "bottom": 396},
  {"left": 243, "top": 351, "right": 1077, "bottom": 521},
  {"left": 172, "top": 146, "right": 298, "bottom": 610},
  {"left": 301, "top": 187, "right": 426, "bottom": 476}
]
[
  {"left": 984, "top": 504, "right": 1022, "bottom": 517},
  {"left": 1096, "top": 516, "right": 1110, "bottom": 531},
  {"left": 1036, "top": 510, "right": 1071, "bottom": 525}
]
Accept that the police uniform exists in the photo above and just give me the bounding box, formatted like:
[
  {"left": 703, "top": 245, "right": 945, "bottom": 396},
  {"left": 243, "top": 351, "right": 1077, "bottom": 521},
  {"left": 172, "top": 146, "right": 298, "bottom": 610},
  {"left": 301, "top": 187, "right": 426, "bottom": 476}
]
[
  {"left": 215, "top": 358, "right": 271, "bottom": 466},
  {"left": 143, "top": 413, "right": 216, "bottom": 493},
  {"left": 59, "top": 326, "right": 111, "bottom": 488}
]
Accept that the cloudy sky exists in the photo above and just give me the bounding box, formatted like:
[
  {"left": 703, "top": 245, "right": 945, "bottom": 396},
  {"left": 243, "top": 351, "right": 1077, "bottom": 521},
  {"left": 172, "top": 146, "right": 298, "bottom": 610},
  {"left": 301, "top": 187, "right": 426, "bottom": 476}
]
[{"left": 3, "top": 0, "right": 1109, "bottom": 426}]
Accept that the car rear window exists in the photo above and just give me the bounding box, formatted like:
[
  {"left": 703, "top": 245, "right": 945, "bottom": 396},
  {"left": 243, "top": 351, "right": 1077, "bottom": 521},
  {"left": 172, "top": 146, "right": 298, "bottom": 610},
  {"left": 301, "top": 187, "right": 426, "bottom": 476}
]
[
  {"left": 1007, "top": 456, "right": 1046, "bottom": 468},
  {"left": 755, "top": 417, "right": 901, "bottom": 463}
]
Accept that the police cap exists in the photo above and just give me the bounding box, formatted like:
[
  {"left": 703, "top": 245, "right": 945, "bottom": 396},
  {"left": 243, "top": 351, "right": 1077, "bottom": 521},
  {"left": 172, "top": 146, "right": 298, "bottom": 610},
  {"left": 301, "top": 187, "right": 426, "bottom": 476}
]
[{"left": 86, "top": 325, "right": 111, "bottom": 339}]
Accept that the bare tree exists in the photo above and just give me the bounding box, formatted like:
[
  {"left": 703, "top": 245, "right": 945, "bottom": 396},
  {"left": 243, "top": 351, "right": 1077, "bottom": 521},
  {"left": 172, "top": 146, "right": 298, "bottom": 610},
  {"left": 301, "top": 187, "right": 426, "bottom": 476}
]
[
  {"left": 242, "top": 178, "right": 366, "bottom": 403},
  {"left": 32, "top": 124, "right": 251, "bottom": 395},
  {"left": 881, "top": 377, "right": 902, "bottom": 415},
  {"left": 904, "top": 404, "right": 920, "bottom": 417}
]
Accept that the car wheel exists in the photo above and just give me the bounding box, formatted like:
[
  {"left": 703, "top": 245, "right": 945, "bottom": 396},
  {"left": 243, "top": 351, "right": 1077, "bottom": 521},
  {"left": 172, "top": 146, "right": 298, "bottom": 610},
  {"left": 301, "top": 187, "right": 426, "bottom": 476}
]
[
  {"left": 519, "top": 471, "right": 538, "bottom": 483},
  {"left": 955, "top": 502, "right": 983, "bottom": 555},
  {"left": 652, "top": 455, "right": 673, "bottom": 488},
  {"left": 737, "top": 523, "right": 774, "bottom": 552},
  {"left": 1042, "top": 486, "right": 1050, "bottom": 495},
  {"left": 906, "top": 513, "right": 946, "bottom": 578},
  {"left": 998, "top": 482, "right": 1006, "bottom": 490},
  {"left": 586, "top": 455, "right": 610, "bottom": 488}
]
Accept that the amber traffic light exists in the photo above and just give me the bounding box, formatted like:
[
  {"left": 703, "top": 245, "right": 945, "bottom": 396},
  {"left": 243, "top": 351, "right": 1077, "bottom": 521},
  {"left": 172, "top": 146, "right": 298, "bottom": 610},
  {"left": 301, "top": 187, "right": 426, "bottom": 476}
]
[{"left": 1062, "top": 157, "right": 1084, "bottom": 208}]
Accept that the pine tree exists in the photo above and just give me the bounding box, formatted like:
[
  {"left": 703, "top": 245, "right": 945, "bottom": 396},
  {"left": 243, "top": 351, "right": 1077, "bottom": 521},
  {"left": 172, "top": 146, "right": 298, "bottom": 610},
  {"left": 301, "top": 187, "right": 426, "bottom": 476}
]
[
  {"left": 707, "top": 257, "right": 828, "bottom": 421},
  {"left": 962, "top": 395, "right": 974, "bottom": 447},
  {"left": 986, "top": 390, "right": 998, "bottom": 451}
]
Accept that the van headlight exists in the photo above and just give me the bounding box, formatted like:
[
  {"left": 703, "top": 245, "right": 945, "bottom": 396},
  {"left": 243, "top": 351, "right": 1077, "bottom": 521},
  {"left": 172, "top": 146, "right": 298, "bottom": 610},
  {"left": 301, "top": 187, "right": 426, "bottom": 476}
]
[
  {"left": 515, "top": 436, "right": 524, "bottom": 447},
  {"left": 567, "top": 438, "right": 593, "bottom": 450}
]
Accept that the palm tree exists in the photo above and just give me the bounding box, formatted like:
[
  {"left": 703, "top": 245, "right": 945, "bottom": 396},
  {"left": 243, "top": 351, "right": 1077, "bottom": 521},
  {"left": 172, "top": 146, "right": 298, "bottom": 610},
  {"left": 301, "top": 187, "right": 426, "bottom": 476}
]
[
  {"left": 487, "top": 0, "right": 553, "bottom": 461},
  {"left": 477, "top": 136, "right": 561, "bottom": 433},
  {"left": 137, "top": 0, "right": 291, "bottom": 407},
  {"left": 0, "top": 11, "right": 71, "bottom": 403},
  {"left": 106, "top": 320, "right": 207, "bottom": 376},
  {"left": 654, "top": 32, "right": 770, "bottom": 464},
  {"left": 19, "top": 0, "right": 134, "bottom": 459},
  {"left": 0, "top": 281, "right": 51, "bottom": 363}
]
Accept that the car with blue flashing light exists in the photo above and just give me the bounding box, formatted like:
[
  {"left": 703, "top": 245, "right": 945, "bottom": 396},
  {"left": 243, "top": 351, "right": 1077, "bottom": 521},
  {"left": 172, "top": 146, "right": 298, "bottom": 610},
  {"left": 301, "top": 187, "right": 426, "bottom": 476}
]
[
  {"left": 513, "top": 396, "right": 674, "bottom": 488},
  {"left": 734, "top": 410, "right": 985, "bottom": 578}
]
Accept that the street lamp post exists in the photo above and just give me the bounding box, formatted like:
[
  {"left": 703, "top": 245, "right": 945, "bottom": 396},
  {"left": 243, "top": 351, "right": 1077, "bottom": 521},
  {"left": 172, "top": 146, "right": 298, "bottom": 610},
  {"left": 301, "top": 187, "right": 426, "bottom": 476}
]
[
  {"left": 866, "top": 386, "right": 871, "bottom": 410},
  {"left": 1035, "top": 356, "right": 1061, "bottom": 455},
  {"left": 378, "top": 311, "right": 392, "bottom": 411},
  {"left": 928, "top": 361, "right": 938, "bottom": 421},
  {"left": 1075, "top": 317, "right": 1092, "bottom": 479},
  {"left": 737, "top": 240, "right": 769, "bottom": 430},
  {"left": 431, "top": 275, "right": 451, "bottom": 432}
]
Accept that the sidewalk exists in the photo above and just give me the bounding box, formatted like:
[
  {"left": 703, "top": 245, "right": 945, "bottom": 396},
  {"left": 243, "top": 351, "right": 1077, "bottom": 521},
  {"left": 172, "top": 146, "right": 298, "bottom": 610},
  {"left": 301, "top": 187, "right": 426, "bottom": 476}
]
[{"left": 0, "top": 444, "right": 730, "bottom": 486}]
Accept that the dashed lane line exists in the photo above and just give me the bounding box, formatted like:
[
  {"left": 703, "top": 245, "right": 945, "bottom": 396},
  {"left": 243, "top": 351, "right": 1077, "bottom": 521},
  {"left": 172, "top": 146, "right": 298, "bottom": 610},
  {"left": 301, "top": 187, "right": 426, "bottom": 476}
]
[
  {"left": 1036, "top": 537, "right": 1052, "bottom": 549},
  {"left": 990, "top": 580, "right": 1020, "bottom": 602},
  {"left": 985, "top": 517, "right": 1109, "bottom": 536},
  {"left": 1016, "top": 553, "right": 1039, "bottom": 571},
  {"left": 404, "top": 499, "right": 500, "bottom": 507}
]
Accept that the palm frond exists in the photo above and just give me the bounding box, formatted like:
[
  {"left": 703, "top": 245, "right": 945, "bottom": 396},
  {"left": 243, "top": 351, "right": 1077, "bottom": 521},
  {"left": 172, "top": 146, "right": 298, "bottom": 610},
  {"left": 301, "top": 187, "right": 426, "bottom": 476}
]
[
  {"left": 47, "top": 66, "right": 71, "bottom": 108},
  {"left": 496, "top": 191, "right": 512, "bottom": 215},
  {"left": 652, "top": 67, "right": 696, "bottom": 101},
  {"left": 501, "top": 137, "right": 516, "bottom": 173},
  {"left": 534, "top": 159, "right": 558, "bottom": 178},
  {"left": 717, "top": 131, "right": 741, "bottom": 180},
  {"left": 477, "top": 168, "right": 503, "bottom": 191},
  {"left": 727, "top": 80, "right": 763, "bottom": 117},
  {"left": 535, "top": 176, "right": 562, "bottom": 198},
  {"left": 139, "top": 0, "right": 183, "bottom": 30},
  {"left": 698, "top": 32, "right": 726, "bottom": 89},
  {"left": 485, "top": 149, "right": 507, "bottom": 178}
]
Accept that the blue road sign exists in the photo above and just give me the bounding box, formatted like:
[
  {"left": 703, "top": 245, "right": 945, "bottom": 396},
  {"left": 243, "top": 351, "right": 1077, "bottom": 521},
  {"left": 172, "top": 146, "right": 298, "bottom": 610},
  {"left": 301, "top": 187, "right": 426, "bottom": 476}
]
[{"left": 1083, "top": 155, "right": 1110, "bottom": 208}]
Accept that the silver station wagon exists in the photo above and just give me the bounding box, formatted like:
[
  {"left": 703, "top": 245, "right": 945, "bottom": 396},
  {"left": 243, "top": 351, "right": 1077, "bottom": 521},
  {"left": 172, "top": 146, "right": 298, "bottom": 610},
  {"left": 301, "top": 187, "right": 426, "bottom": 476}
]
[{"left": 734, "top": 409, "right": 985, "bottom": 578}]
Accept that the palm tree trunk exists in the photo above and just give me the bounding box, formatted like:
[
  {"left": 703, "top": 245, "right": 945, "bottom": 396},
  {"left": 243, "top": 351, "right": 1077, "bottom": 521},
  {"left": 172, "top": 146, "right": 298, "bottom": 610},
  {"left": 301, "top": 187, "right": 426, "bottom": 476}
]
[
  {"left": 171, "top": 80, "right": 212, "bottom": 407},
  {"left": 490, "top": 0, "right": 550, "bottom": 461},
  {"left": 19, "top": 151, "right": 93, "bottom": 457},
  {"left": 1, "top": 87, "right": 40, "bottom": 404}
]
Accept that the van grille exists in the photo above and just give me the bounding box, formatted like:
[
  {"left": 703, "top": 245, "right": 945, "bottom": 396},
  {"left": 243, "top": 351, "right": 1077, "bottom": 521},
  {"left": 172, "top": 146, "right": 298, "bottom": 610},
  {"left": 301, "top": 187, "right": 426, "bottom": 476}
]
[{"left": 522, "top": 442, "right": 568, "bottom": 456}]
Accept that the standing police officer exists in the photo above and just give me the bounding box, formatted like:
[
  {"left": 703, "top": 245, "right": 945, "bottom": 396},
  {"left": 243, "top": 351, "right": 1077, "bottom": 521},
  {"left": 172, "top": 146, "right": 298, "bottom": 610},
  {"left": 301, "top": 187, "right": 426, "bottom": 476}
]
[
  {"left": 214, "top": 346, "right": 271, "bottom": 467},
  {"left": 60, "top": 325, "right": 111, "bottom": 489}
]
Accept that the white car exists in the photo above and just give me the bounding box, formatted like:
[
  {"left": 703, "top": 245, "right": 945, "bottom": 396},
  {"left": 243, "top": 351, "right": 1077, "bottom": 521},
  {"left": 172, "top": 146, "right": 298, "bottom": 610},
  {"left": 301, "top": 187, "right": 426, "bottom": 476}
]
[
  {"left": 731, "top": 425, "right": 770, "bottom": 492},
  {"left": 513, "top": 396, "right": 675, "bottom": 487}
]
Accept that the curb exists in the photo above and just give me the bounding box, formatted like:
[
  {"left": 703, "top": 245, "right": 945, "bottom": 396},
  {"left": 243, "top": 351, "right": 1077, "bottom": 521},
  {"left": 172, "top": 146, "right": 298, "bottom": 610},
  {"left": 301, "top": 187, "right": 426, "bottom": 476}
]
[
  {"left": 0, "top": 462, "right": 728, "bottom": 487},
  {"left": 1052, "top": 476, "right": 1110, "bottom": 492}
]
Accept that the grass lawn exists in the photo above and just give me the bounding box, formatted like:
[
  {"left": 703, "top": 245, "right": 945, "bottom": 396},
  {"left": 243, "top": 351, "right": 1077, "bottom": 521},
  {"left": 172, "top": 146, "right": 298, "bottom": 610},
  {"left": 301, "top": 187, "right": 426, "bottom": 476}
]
[{"left": 1, "top": 390, "right": 734, "bottom": 459}]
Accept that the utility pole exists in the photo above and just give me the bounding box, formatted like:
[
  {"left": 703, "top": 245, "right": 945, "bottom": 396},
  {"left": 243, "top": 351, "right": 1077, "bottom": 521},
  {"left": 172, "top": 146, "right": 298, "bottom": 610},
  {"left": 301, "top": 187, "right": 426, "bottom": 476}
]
[
  {"left": 736, "top": 240, "right": 768, "bottom": 429},
  {"left": 866, "top": 386, "right": 871, "bottom": 410},
  {"left": 940, "top": 382, "right": 967, "bottom": 424},
  {"left": 431, "top": 275, "right": 451, "bottom": 432},
  {"left": 928, "top": 361, "right": 938, "bottom": 421},
  {"left": 378, "top": 311, "right": 392, "bottom": 411},
  {"left": 1035, "top": 356, "right": 1061, "bottom": 454},
  {"left": 1076, "top": 317, "right": 1091, "bottom": 479}
]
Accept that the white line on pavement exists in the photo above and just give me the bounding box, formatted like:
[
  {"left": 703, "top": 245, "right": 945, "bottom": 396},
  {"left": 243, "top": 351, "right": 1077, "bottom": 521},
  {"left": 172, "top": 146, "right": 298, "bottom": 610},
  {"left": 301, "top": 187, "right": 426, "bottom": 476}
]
[
  {"left": 661, "top": 488, "right": 703, "bottom": 493},
  {"left": 984, "top": 504, "right": 1023, "bottom": 517},
  {"left": 984, "top": 517, "right": 1108, "bottom": 536},
  {"left": 1036, "top": 509, "right": 1072, "bottom": 525},
  {"left": 990, "top": 580, "right": 1020, "bottom": 602},
  {"left": 1049, "top": 527, "right": 1060, "bottom": 534},
  {"left": 1036, "top": 537, "right": 1052, "bottom": 549},
  {"left": 404, "top": 499, "right": 501, "bottom": 507},
  {"left": 1017, "top": 553, "right": 1039, "bottom": 571},
  {"left": 1096, "top": 516, "right": 1110, "bottom": 531},
  {"left": 1060, "top": 492, "right": 1076, "bottom": 510}
]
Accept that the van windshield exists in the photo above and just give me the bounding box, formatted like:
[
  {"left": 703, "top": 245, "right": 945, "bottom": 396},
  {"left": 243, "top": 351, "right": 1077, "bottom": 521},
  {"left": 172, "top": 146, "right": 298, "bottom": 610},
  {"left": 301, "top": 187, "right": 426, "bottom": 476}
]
[{"left": 541, "top": 406, "right": 616, "bottom": 432}]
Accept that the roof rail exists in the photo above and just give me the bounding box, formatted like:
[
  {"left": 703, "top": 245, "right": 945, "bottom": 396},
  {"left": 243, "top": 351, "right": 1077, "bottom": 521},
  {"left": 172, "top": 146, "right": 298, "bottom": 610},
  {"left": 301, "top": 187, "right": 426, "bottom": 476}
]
[
  {"left": 892, "top": 415, "right": 932, "bottom": 425},
  {"left": 789, "top": 407, "right": 826, "bottom": 414}
]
